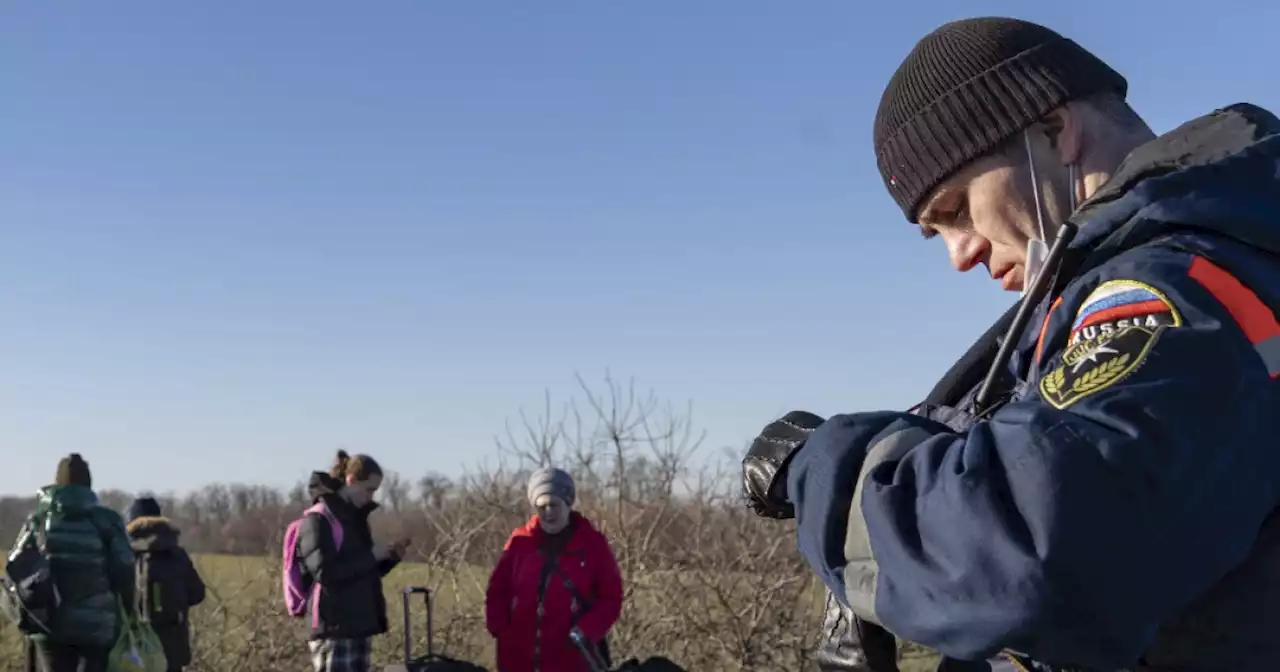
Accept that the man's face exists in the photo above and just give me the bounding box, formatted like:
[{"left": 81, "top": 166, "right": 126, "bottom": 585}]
[{"left": 915, "top": 133, "right": 1072, "bottom": 292}]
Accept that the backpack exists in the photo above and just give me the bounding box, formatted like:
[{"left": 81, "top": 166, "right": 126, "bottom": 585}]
[
  {"left": 135, "top": 549, "right": 190, "bottom": 626},
  {"left": 282, "top": 502, "right": 343, "bottom": 623},
  {"left": 0, "top": 513, "right": 61, "bottom": 635}
]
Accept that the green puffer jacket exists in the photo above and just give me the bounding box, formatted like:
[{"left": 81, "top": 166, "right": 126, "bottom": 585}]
[{"left": 15, "top": 484, "right": 136, "bottom": 647}]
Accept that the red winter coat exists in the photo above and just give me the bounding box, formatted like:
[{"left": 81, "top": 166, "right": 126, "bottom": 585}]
[{"left": 484, "top": 512, "right": 623, "bottom": 672}]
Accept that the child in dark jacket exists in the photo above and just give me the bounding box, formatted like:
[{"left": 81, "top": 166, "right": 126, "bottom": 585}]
[
  {"left": 126, "top": 496, "right": 207, "bottom": 672},
  {"left": 296, "top": 451, "right": 409, "bottom": 672}
]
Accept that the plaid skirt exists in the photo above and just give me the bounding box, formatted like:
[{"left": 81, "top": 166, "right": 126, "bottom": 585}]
[{"left": 308, "top": 637, "right": 372, "bottom": 672}]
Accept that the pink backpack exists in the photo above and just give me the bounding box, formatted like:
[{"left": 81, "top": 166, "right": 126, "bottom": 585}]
[{"left": 282, "top": 502, "right": 344, "bottom": 626}]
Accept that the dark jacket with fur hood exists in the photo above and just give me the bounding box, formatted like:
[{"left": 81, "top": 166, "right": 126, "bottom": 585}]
[
  {"left": 127, "top": 515, "right": 206, "bottom": 667},
  {"left": 296, "top": 471, "right": 401, "bottom": 640}
]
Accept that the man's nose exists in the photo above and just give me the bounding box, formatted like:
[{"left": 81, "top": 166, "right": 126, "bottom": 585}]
[{"left": 946, "top": 231, "right": 988, "bottom": 272}]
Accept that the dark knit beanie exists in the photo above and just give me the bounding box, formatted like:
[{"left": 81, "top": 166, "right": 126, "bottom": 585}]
[
  {"left": 874, "top": 17, "right": 1128, "bottom": 222},
  {"left": 55, "top": 453, "right": 92, "bottom": 487},
  {"left": 127, "top": 496, "right": 163, "bottom": 523}
]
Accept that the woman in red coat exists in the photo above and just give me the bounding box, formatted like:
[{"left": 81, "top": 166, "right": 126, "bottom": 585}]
[{"left": 484, "top": 467, "right": 623, "bottom": 672}]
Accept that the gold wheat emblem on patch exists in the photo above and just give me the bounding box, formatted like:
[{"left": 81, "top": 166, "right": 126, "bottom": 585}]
[
  {"left": 1040, "top": 368, "right": 1066, "bottom": 398},
  {"left": 1038, "top": 325, "right": 1163, "bottom": 409},
  {"left": 1070, "top": 354, "right": 1131, "bottom": 393}
]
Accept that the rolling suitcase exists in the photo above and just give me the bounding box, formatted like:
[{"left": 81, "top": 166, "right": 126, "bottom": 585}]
[{"left": 383, "top": 586, "right": 487, "bottom": 672}]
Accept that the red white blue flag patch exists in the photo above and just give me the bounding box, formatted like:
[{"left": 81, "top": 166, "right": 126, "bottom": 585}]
[{"left": 1069, "top": 279, "right": 1182, "bottom": 345}]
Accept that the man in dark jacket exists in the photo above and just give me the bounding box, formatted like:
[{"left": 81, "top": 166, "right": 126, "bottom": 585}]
[
  {"left": 743, "top": 16, "right": 1280, "bottom": 672},
  {"left": 126, "top": 496, "right": 207, "bottom": 672},
  {"left": 12, "top": 454, "right": 136, "bottom": 672}
]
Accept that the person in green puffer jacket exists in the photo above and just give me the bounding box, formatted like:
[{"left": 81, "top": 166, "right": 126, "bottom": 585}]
[{"left": 14, "top": 453, "right": 136, "bottom": 672}]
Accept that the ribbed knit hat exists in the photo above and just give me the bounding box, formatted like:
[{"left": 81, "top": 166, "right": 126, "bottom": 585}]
[
  {"left": 527, "top": 467, "right": 576, "bottom": 508},
  {"left": 874, "top": 17, "right": 1128, "bottom": 222}
]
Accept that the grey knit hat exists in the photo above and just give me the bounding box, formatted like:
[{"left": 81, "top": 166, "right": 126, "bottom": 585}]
[{"left": 527, "top": 467, "right": 575, "bottom": 508}]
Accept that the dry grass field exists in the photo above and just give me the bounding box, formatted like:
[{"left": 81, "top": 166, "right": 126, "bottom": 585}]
[
  {"left": 1, "top": 553, "right": 941, "bottom": 671},
  {"left": 1, "top": 378, "right": 944, "bottom": 670}
]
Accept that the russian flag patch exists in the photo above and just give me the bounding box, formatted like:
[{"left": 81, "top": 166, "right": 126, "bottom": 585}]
[{"left": 1070, "top": 279, "right": 1182, "bottom": 345}]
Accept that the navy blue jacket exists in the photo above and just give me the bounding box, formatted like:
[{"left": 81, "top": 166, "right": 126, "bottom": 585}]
[{"left": 789, "top": 104, "right": 1280, "bottom": 671}]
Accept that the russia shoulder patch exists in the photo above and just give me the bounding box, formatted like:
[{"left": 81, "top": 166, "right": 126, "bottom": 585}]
[
  {"left": 1069, "top": 279, "right": 1182, "bottom": 345},
  {"left": 1040, "top": 325, "right": 1164, "bottom": 409}
]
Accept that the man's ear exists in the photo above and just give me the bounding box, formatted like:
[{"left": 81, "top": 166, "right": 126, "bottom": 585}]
[{"left": 1041, "top": 105, "right": 1083, "bottom": 166}]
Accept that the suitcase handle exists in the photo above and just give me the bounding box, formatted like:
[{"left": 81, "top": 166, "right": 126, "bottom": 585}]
[{"left": 402, "top": 586, "right": 433, "bottom": 664}]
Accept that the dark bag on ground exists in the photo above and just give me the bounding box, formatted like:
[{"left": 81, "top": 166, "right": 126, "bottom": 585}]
[
  {"left": 614, "top": 657, "right": 688, "bottom": 672},
  {"left": 384, "top": 586, "right": 488, "bottom": 672},
  {"left": 0, "top": 515, "right": 60, "bottom": 635}
]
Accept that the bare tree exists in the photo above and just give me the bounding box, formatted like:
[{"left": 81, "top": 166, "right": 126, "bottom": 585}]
[{"left": 380, "top": 471, "right": 410, "bottom": 513}]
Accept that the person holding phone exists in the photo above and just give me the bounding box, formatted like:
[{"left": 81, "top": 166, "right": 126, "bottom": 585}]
[{"left": 297, "top": 451, "right": 409, "bottom": 672}]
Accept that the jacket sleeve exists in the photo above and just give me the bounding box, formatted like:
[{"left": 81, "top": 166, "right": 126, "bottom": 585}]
[
  {"left": 576, "top": 533, "right": 624, "bottom": 642},
  {"left": 787, "top": 249, "right": 1280, "bottom": 668},
  {"left": 297, "top": 512, "right": 377, "bottom": 587},
  {"left": 484, "top": 545, "right": 516, "bottom": 637},
  {"left": 376, "top": 553, "right": 401, "bottom": 577},
  {"left": 181, "top": 548, "right": 207, "bottom": 607},
  {"left": 101, "top": 512, "right": 137, "bottom": 607}
]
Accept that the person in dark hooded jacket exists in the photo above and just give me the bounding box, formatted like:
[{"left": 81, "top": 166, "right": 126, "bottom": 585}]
[
  {"left": 11, "top": 454, "right": 135, "bottom": 672},
  {"left": 125, "top": 496, "right": 206, "bottom": 672},
  {"left": 296, "top": 451, "right": 409, "bottom": 672},
  {"left": 743, "top": 16, "right": 1280, "bottom": 672}
]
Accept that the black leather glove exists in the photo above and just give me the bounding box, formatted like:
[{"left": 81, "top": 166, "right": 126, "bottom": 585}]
[
  {"left": 814, "top": 590, "right": 900, "bottom": 671},
  {"left": 742, "top": 410, "right": 826, "bottom": 519}
]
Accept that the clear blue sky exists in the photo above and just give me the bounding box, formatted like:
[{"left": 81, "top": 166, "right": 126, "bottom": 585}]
[{"left": 3, "top": 1, "right": 1277, "bottom": 496}]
